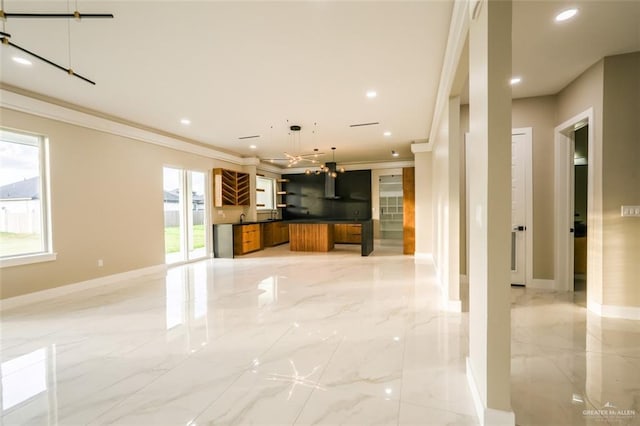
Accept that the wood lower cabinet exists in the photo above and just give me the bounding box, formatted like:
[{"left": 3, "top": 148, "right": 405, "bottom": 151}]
[
  {"left": 334, "top": 223, "right": 362, "bottom": 244},
  {"left": 233, "top": 224, "right": 261, "bottom": 255},
  {"left": 262, "top": 221, "right": 289, "bottom": 247}
]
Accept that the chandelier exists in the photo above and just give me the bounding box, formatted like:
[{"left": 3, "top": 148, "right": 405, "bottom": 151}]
[{"left": 305, "top": 147, "right": 345, "bottom": 177}]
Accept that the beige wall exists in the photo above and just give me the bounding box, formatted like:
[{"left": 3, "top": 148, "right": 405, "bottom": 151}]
[
  {"left": 432, "top": 104, "right": 449, "bottom": 270},
  {"left": 601, "top": 52, "right": 640, "bottom": 308},
  {"left": 0, "top": 108, "right": 245, "bottom": 300}
]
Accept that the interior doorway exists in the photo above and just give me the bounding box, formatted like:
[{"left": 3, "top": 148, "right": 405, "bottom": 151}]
[
  {"left": 378, "top": 175, "right": 403, "bottom": 240},
  {"left": 573, "top": 125, "right": 588, "bottom": 296},
  {"left": 554, "top": 108, "right": 594, "bottom": 294}
]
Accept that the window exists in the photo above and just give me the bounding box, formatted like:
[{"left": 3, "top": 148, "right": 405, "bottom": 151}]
[
  {"left": 256, "top": 176, "right": 275, "bottom": 210},
  {"left": 0, "top": 129, "right": 53, "bottom": 266}
]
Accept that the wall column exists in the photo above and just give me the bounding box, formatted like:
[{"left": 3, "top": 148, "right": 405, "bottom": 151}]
[
  {"left": 466, "top": 0, "right": 514, "bottom": 424},
  {"left": 447, "top": 96, "right": 462, "bottom": 310},
  {"left": 412, "top": 144, "right": 433, "bottom": 259}
]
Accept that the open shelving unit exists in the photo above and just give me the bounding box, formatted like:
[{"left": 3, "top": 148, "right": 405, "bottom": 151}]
[{"left": 276, "top": 178, "right": 289, "bottom": 208}]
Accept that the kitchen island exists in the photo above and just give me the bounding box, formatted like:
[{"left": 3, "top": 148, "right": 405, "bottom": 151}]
[{"left": 287, "top": 219, "right": 373, "bottom": 256}]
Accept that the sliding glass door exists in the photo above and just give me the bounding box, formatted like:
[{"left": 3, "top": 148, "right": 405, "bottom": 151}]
[{"left": 163, "top": 167, "right": 208, "bottom": 264}]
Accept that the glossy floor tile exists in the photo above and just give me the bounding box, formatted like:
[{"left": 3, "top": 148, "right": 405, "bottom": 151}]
[{"left": 1, "top": 242, "right": 638, "bottom": 425}]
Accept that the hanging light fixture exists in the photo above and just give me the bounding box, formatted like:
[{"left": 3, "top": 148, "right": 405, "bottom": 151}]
[
  {"left": 0, "top": 0, "right": 113, "bottom": 85},
  {"left": 262, "top": 121, "right": 323, "bottom": 166}
]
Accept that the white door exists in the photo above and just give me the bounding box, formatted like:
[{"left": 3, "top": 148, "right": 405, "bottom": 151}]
[
  {"left": 163, "top": 167, "right": 208, "bottom": 264},
  {"left": 511, "top": 133, "right": 528, "bottom": 284}
]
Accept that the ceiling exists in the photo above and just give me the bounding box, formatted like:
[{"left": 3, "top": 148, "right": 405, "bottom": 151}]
[{"left": 1, "top": 1, "right": 639, "bottom": 167}]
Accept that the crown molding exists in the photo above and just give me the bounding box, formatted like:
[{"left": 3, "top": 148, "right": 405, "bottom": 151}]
[
  {"left": 257, "top": 161, "right": 284, "bottom": 174},
  {"left": 428, "top": 0, "right": 470, "bottom": 145},
  {"left": 411, "top": 142, "right": 433, "bottom": 153},
  {"left": 0, "top": 89, "right": 254, "bottom": 166}
]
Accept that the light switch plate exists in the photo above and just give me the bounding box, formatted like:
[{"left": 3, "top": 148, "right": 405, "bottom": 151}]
[{"left": 621, "top": 206, "right": 640, "bottom": 217}]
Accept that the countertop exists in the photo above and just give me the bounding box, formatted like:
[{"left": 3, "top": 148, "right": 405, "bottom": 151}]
[{"left": 215, "top": 218, "right": 372, "bottom": 226}]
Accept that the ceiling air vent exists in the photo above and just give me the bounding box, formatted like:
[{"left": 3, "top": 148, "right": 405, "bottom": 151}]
[{"left": 349, "top": 122, "right": 379, "bottom": 128}]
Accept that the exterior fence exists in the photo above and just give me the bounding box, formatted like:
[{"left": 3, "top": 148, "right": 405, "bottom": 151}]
[
  {"left": 0, "top": 200, "right": 42, "bottom": 234},
  {"left": 164, "top": 210, "right": 205, "bottom": 227}
]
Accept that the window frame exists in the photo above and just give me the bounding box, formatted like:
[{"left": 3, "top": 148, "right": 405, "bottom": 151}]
[
  {"left": 256, "top": 175, "right": 276, "bottom": 211},
  {"left": 0, "top": 128, "right": 55, "bottom": 268}
]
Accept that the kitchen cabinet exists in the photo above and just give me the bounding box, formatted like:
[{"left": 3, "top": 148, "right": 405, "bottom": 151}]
[
  {"left": 233, "top": 224, "right": 261, "bottom": 255},
  {"left": 334, "top": 223, "right": 362, "bottom": 244},
  {"left": 262, "top": 221, "right": 289, "bottom": 247},
  {"left": 213, "top": 168, "right": 250, "bottom": 207}
]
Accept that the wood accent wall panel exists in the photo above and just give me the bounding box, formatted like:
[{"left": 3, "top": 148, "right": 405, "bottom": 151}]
[
  {"left": 289, "top": 223, "right": 334, "bottom": 252},
  {"left": 403, "top": 167, "right": 416, "bottom": 255},
  {"left": 213, "top": 168, "right": 250, "bottom": 207}
]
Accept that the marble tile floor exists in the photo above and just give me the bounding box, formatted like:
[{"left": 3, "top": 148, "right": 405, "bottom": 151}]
[{"left": 1, "top": 242, "right": 638, "bottom": 425}]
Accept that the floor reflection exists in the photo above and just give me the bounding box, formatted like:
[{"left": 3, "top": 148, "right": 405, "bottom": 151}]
[
  {"left": 1, "top": 345, "right": 56, "bottom": 421},
  {"left": 257, "top": 276, "right": 281, "bottom": 307},
  {"left": 165, "top": 266, "right": 210, "bottom": 350}
]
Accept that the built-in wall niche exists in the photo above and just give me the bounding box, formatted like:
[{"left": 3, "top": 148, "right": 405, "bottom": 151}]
[{"left": 282, "top": 170, "right": 372, "bottom": 220}]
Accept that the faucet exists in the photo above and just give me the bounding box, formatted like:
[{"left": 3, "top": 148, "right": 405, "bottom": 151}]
[{"left": 240, "top": 213, "right": 245, "bottom": 223}]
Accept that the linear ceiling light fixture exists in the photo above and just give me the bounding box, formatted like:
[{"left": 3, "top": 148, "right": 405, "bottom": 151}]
[
  {"left": 0, "top": 2, "right": 113, "bottom": 85},
  {"left": 238, "top": 135, "right": 260, "bottom": 140}
]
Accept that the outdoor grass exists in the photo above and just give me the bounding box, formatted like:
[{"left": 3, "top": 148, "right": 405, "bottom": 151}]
[
  {"left": 0, "top": 232, "right": 42, "bottom": 257},
  {"left": 1, "top": 228, "right": 204, "bottom": 256},
  {"left": 164, "top": 224, "right": 205, "bottom": 254}
]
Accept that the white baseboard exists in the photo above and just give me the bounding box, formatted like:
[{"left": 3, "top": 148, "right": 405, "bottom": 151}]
[
  {"left": 466, "top": 358, "right": 515, "bottom": 426},
  {"left": 413, "top": 252, "right": 433, "bottom": 264},
  {"left": 447, "top": 300, "right": 462, "bottom": 312},
  {"left": 529, "top": 279, "right": 556, "bottom": 290},
  {"left": 0, "top": 264, "right": 167, "bottom": 312},
  {"left": 588, "top": 300, "right": 640, "bottom": 320}
]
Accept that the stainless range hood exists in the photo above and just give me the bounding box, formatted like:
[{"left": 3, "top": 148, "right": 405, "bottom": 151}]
[{"left": 324, "top": 162, "right": 341, "bottom": 199}]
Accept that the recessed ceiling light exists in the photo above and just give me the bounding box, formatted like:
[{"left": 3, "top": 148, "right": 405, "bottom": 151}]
[
  {"left": 366, "top": 90, "right": 377, "bottom": 98},
  {"left": 555, "top": 8, "right": 578, "bottom": 22},
  {"left": 510, "top": 77, "right": 522, "bottom": 85},
  {"left": 12, "top": 56, "right": 32, "bottom": 66},
  {"left": 384, "top": 131, "right": 392, "bottom": 137},
  {"left": 249, "top": 145, "right": 257, "bottom": 149},
  {"left": 180, "top": 118, "right": 191, "bottom": 125},
  {"left": 391, "top": 150, "right": 399, "bottom": 157}
]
